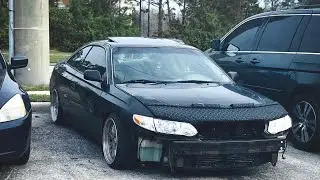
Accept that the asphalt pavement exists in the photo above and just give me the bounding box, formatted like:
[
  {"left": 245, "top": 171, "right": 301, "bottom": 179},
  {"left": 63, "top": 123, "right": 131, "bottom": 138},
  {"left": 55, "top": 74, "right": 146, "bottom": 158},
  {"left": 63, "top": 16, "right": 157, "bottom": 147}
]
[{"left": 0, "top": 103, "right": 320, "bottom": 180}]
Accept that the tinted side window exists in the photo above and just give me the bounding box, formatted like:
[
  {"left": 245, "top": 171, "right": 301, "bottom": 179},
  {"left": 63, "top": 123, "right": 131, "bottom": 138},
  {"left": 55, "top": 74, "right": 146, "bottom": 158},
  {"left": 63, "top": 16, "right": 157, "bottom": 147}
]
[
  {"left": 299, "top": 16, "right": 320, "bottom": 53},
  {"left": 68, "top": 46, "right": 92, "bottom": 71},
  {"left": 223, "top": 18, "right": 264, "bottom": 51},
  {"left": 257, "top": 16, "right": 302, "bottom": 52},
  {"left": 82, "top": 46, "right": 106, "bottom": 75}
]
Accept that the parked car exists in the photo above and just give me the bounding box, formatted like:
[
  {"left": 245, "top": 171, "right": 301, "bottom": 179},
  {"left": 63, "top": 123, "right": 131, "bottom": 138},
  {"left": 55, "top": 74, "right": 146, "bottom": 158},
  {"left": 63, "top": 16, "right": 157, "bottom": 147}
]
[
  {"left": 0, "top": 50, "right": 32, "bottom": 165},
  {"left": 50, "top": 37, "right": 291, "bottom": 170},
  {"left": 206, "top": 9, "right": 320, "bottom": 151}
]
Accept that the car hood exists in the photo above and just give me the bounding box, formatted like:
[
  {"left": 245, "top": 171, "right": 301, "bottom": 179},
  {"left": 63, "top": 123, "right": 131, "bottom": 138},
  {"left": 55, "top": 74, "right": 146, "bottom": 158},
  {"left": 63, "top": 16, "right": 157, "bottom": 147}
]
[
  {"left": 117, "top": 83, "right": 287, "bottom": 123},
  {"left": 117, "top": 83, "right": 272, "bottom": 107}
]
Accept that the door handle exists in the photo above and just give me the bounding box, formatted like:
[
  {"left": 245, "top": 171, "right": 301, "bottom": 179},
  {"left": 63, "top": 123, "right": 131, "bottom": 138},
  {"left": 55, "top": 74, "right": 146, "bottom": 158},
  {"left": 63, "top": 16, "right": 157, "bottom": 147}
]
[
  {"left": 235, "top": 58, "right": 244, "bottom": 63},
  {"left": 250, "top": 59, "right": 260, "bottom": 64}
]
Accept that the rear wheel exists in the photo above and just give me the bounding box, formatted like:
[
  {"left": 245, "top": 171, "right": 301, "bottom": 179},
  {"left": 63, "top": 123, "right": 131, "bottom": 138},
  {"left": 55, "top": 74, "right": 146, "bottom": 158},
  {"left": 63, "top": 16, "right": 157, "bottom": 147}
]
[
  {"left": 289, "top": 94, "right": 320, "bottom": 151},
  {"left": 102, "top": 114, "right": 137, "bottom": 169},
  {"left": 50, "top": 89, "right": 64, "bottom": 124}
]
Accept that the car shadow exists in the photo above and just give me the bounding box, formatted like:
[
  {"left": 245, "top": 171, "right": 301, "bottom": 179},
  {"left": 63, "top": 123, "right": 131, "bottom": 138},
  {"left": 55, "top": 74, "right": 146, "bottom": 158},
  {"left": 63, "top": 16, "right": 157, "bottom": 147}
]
[
  {"left": 57, "top": 121, "right": 274, "bottom": 178},
  {"left": 64, "top": 123, "right": 263, "bottom": 178},
  {"left": 44, "top": 118, "right": 319, "bottom": 178},
  {"left": 132, "top": 163, "right": 260, "bottom": 178}
]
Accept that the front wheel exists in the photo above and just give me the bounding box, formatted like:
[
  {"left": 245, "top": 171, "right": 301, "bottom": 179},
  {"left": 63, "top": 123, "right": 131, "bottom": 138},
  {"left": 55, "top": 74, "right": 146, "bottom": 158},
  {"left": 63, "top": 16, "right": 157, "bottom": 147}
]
[
  {"left": 289, "top": 94, "right": 320, "bottom": 151},
  {"left": 102, "top": 114, "right": 137, "bottom": 169},
  {"left": 50, "top": 89, "right": 64, "bottom": 124}
]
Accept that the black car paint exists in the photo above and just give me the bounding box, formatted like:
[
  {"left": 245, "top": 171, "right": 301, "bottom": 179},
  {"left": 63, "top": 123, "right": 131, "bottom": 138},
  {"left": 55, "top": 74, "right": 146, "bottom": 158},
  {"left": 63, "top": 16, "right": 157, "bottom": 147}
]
[
  {"left": 51, "top": 61, "right": 152, "bottom": 141},
  {"left": 50, "top": 39, "right": 288, "bottom": 169},
  {"left": 51, "top": 59, "right": 281, "bottom": 140},
  {"left": 207, "top": 10, "right": 320, "bottom": 107},
  {"left": 0, "top": 53, "right": 32, "bottom": 163},
  {"left": 116, "top": 83, "right": 273, "bottom": 107}
]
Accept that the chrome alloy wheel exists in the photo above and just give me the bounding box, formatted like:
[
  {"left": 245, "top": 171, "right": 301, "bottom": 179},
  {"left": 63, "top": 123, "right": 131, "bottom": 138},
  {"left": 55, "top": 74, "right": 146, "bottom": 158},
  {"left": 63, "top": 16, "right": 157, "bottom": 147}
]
[
  {"left": 50, "top": 89, "right": 59, "bottom": 122},
  {"left": 292, "top": 101, "right": 317, "bottom": 143},
  {"left": 103, "top": 118, "right": 118, "bottom": 164}
]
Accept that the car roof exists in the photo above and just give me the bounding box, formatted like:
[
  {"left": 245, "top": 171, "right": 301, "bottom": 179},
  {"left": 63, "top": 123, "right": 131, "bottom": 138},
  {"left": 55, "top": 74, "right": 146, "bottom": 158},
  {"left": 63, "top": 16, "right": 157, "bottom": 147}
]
[
  {"left": 87, "top": 37, "right": 196, "bottom": 49},
  {"left": 251, "top": 8, "right": 320, "bottom": 19}
]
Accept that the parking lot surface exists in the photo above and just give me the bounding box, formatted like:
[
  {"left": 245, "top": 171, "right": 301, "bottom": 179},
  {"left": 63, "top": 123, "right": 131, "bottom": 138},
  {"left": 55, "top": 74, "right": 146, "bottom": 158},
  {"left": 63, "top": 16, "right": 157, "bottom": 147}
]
[{"left": 0, "top": 103, "right": 320, "bottom": 180}]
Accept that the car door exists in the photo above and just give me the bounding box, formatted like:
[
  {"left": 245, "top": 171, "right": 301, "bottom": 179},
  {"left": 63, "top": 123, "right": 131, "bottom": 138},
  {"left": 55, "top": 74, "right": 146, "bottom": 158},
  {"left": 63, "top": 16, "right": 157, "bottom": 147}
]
[
  {"left": 72, "top": 46, "right": 108, "bottom": 139},
  {"left": 55, "top": 46, "right": 92, "bottom": 115},
  {"left": 290, "top": 15, "right": 320, "bottom": 99},
  {"left": 209, "top": 17, "right": 266, "bottom": 86},
  {"left": 63, "top": 46, "right": 92, "bottom": 117},
  {"left": 245, "top": 15, "right": 306, "bottom": 104}
]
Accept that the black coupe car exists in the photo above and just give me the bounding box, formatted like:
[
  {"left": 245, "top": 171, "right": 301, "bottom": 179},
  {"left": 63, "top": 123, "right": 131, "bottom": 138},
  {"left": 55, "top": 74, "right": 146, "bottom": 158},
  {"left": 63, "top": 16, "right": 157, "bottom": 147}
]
[
  {"left": 0, "top": 51, "right": 32, "bottom": 165},
  {"left": 49, "top": 37, "right": 291, "bottom": 170}
]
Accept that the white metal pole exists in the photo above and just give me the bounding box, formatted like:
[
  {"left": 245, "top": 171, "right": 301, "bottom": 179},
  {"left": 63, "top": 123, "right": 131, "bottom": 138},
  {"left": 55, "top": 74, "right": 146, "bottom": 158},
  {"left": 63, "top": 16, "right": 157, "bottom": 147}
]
[
  {"left": 8, "top": 0, "right": 14, "bottom": 64},
  {"left": 14, "top": 0, "right": 50, "bottom": 85}
]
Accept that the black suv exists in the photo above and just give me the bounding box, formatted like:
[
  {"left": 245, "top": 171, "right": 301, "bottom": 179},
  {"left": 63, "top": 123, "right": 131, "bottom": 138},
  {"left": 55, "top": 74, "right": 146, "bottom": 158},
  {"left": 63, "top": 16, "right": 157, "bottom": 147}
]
[{"left": 206, "top": 9, "right": 320, "bottom": 151}]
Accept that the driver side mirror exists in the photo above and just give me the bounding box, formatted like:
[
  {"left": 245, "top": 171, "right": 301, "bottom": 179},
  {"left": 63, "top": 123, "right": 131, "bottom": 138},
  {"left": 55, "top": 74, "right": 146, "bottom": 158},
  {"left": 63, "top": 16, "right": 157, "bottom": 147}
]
[
  {"left": 228, "top": 71, "right": 238, "bottom": 81},
  {"left": 84, "top": 70, "right": 102, "bottom": 82},
  {"left": 10, "top": 56, "right": 28, "bottom": 69},
  {"left": 211, "top": 39, "right": 221, "bottom": 51}
]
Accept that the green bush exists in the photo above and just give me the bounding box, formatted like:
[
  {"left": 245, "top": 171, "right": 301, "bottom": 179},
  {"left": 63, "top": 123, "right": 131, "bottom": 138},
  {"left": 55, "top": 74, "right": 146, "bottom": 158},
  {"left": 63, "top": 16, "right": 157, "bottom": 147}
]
[
  {"left": 50, "top": 0, "right": 139, "bottom": 52},
  {"left": 0, "top": 4, "right": 9, "bottom": 49}
]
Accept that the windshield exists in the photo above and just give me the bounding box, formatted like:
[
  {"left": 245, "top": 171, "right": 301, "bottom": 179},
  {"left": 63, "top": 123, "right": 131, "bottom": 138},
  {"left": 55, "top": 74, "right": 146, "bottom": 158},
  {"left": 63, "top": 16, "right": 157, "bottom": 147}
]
[{"left": 112, "top": 47, "right": 231, "bottom": 84}]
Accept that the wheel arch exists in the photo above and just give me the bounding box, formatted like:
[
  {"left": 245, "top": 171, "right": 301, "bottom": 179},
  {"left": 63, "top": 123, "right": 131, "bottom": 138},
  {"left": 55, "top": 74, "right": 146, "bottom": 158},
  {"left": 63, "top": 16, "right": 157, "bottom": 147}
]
[{"left": 286, "top": 84, "right": 319, "bottom": 108}]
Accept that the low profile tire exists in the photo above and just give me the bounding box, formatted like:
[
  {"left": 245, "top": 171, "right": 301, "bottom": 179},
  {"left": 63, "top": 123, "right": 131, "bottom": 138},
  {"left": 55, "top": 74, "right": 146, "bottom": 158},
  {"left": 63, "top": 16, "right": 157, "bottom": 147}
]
[
  {"left": 50, "top": 89, "right": 64, "bottom": 124},
  {"left": 289, "top": 94, "right": 320, "bottom": 151},
  {"left": 102, "top": 114, "right": 137, "bottom": 169}
]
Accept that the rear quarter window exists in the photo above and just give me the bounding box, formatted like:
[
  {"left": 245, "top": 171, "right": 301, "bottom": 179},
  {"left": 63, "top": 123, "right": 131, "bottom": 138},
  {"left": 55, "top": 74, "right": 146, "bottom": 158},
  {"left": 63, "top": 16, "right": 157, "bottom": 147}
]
[{"left": 299, "top": 16, "right": 320, "bottom": 53}]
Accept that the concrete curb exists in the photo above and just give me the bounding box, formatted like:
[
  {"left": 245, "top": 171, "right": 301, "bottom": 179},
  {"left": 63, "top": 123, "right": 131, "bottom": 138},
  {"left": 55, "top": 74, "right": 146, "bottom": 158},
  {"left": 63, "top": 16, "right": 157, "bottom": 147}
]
[{"left": 28, "top": 91, "right": 50, "bottom": 95}]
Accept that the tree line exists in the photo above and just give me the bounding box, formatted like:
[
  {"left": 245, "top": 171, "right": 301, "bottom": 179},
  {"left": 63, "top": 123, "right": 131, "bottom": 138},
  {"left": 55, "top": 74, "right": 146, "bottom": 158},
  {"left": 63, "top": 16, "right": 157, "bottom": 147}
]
[{"left": 0, "top": 0, "right": 317, "bottom": 52}]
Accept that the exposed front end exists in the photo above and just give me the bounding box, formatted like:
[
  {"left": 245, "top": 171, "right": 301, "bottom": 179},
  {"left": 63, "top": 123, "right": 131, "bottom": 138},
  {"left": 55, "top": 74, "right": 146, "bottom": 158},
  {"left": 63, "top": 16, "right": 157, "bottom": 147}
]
[{"left": 133, "top": 103, "right": 291, "bottom": 170}]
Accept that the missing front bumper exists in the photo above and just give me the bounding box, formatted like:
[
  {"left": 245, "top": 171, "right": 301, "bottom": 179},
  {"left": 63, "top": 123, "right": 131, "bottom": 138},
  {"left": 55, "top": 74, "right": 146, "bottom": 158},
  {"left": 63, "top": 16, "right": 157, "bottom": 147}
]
[{"left": 167, "top": 139, "right": 285, "bottom": 170}]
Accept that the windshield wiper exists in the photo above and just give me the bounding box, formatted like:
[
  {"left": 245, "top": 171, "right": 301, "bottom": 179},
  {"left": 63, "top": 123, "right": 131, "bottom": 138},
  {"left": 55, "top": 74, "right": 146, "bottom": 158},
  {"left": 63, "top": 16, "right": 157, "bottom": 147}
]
[
  {"left": 121, "top": 79, "right": 170, "bottom": 84},
  {"left": 174, "top": 80, "right": 221, "bottom": 84}
]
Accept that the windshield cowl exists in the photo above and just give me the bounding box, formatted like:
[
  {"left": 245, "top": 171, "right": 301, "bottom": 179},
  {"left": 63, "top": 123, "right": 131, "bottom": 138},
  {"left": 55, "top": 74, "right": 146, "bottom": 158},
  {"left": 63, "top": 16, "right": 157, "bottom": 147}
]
[{"left": 120, "top": 79, "right": 226, "bottom": 85}]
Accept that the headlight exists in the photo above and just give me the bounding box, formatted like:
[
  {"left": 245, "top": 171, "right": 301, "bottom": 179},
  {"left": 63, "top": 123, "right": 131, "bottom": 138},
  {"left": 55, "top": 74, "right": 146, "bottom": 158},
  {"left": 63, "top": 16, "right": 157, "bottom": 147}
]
[
  {"left": 267, "top": 115, "right": 292, "bottom": 135},
  {"left": 0, "top": 94, "right": 27, "bottom": 123},
  {"left": 133, "top": 114, "right": 198, "bottom": 137}
]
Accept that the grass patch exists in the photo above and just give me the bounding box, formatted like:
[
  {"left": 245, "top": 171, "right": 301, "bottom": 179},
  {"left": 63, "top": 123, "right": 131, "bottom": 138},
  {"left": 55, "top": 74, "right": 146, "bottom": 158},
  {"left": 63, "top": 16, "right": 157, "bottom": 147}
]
[
  {"left": 29, "top": 94, "right": 50, "bottom": 102},
  {"left": 1, "top": 50, "right": 71, "bottom": 64},
  {"left": 22, "top": 85, "right": 49, "bottom": 91},
  {"left": 50, "top": 49, "right": 71, "bottom": 64},
  {"left": 50, "top": 53, "right": 70, "bottom": 64}
]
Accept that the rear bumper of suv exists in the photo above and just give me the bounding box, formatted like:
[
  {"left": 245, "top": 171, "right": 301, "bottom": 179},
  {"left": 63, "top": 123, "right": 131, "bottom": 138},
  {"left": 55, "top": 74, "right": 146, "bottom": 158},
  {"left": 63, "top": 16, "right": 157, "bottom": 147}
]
[{"left": 167, "top": 139, "right": 285, "bottom": 169}]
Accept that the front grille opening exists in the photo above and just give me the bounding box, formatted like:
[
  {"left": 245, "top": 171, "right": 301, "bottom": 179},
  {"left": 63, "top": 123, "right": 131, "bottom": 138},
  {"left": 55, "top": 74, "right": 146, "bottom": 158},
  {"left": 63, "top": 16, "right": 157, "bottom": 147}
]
[
  {"left": 180, "top": 153, "right": 269, "bottom": 169},
  {"left": 196, "top": 121, "right": 266, "bottom": 140}
]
